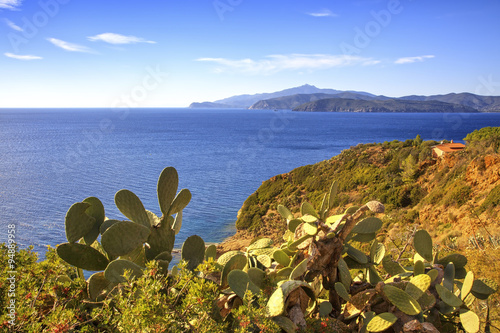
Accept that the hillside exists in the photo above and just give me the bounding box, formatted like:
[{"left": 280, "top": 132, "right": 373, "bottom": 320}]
[
  {"left": 249, "top": 92, "right": 389, "bottom": 110},
  {"left": 221, "top": 130, "right": 500, "bottom": 258},
  {"left": 400, "top": 92, "right": 500, "bottom": 112},
  {"left": 292, "top": 98, "right": 479, "bottom": 113}
]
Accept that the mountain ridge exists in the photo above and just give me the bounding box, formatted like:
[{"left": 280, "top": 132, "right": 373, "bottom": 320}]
[
  {"left": 189, "top": 84, "right": 500, "bottom": 112},
  {"left": 292, "top": 98, "right": 479, "bottom": 113}
]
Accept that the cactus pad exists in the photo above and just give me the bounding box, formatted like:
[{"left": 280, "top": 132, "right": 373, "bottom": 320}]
[
  {"left": 290, "top": 258, "right": 308, "bottom": 280},
  {"left": 435, "top": 283, "right": 462, "bottom": 307},
  {"left": 205, "top": 244, "right": 217, "bottom": 261},
  {"left": 273, "top": 249, "right": 290, "bottom": 267},
  {"left": 346, "top": 244, "right": 369, "bottom": 264},
  {"left": 427, "top": 269, "right": 439, "bottom": 283},
  {"left": 300, "top": 202, "right": 319, "bottom": 219},
  {"left": 181, "top": 235, "right": 205, "bottom": 271},
  {"left": 383, "top": 284, "right": 422, "bottom": 315},
  {"left": 172, "top": 211, "right": 183, "bottom": 235},
  {"left": 471, "top": 278, "right": 498, "bottom": 298},
  {"left": 413, "top": 230, "right": 433, "bottom": 262},
  {"left": 247, "top": 267, "right": 265, "bottom": 288},
  {"left": 87, "top": 272, "right": 111, "bottom": 301},
  {"left": 145, "top": 225, "right": 175, "bottom": 260},
  {"left": 256, "top": 254, "right": 272, "bottom": 268},
  {"left": 217, "top": 250, "right": 245, "bottom": 266},
  {"left": 328, "top": 181, "right": 338, "bottom": 209},
  {"left": 82, "top": 197, "right": 105, "bottom": 245},
  {"left": 65, "top": 202, "right": 95, "bottom": 243},
  {"left": 437, "top": 253, "right": 467, "bottom": 269},
  {"left": 114, "top": 189, "right": 150, "bottom": 227},
  {"left": 267, "top": 280, "right": 312, "bottom": 317},
  {"left": 271, "top": 316, "right": 298, "bottom": 333},
  {"left": 288, "top": 219, "right": 302, "bottom": 233},
  {"left": 247, "top": 238, "right": 273, "bottom": 251},
  {"left": 405, "top": 274, "right": 431, "bottom": 300},
  {"left": 157, "top": 167, "right": 178, "bottom": 215},
  {"left": 338, "top": 257, "right": 352, "bottom": 290},
  {"left": 104, "top": 259, "right": 143, "bottom": 283},
  {"left": 100, "top": 219, "right": 121, "bottom": 234},
  {"left": 57, "top": 243, "right": 109, "bottom": 271},
  {"left": 443, "top": 262, "right": 455, "bottom": 291},
  {"left": 303, "top": 221, "right": 319, "bottom": 236},
  {"left": 459, "top": 309, "right": 480, "bottom": 333},
  {"left": 370, "top": 240, "right": 385, "bottom": 265},
  {"left": 366, "top": 312, "right": 397, "bottom": 332},
  {"left": 413, "top": 260, "right": 425, "bottom": 276},
  {"left": 351, "top": 217, "right": 383, "bottom": 234},
  {"left": 334, "top": 282, "right": 350, "bottom": 302},
  {"left": 277, "top": 204, "right": 293, "bottom": 220},
  {"left": 319, "top": 300, "right": 333, "bottom": 317},
  {"left": 167, "top": 188, "right": 191, "bottom": 215},
  {"left": 227, "top": 269, "right": 260, "bottom": 298},
  {"left": 101, "top": 221, "right": 151, "bottom": 257},
  {"left": 221, "top": 254, "right": 247, "bottom": 288}
]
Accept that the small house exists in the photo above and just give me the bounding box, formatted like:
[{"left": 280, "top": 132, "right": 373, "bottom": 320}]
[{"left": 432, "top": 140, "right": 466, "bottom": 158}]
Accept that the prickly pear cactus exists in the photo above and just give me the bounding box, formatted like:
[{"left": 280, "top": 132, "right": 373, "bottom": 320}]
[{"left": 56, "top": 167, "right": 194, "bottom": 299}]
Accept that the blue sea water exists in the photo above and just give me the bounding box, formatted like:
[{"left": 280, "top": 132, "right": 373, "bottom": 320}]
[{"left": 1, "top": 108, "right": 499, "bottom": 257}]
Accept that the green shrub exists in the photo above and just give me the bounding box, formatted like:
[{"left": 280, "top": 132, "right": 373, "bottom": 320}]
[{"left": 479, "top": 184, "right": 500, "bottom": 214}]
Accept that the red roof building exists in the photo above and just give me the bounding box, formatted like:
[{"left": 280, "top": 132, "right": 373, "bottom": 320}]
[{"left": 432, "top": 141, "right": 466, "bottom": 158}]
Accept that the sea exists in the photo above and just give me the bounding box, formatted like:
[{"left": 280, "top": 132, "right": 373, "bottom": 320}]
[{"left": 1, "top": 108, "right": 499, "bottom": 258}]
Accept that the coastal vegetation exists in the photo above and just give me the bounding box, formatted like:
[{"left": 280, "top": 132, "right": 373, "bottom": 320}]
[
  {"left": 291, "top": 98, "right": 477, "bottom": 113},
  {"left": 1, "top": 127, "right": 499, "bottom": 332}
]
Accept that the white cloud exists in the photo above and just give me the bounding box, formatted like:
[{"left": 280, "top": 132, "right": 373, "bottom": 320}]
[
  {"left": 87, "top": 33, "right": 156, "bottom": 45},
  {"left": 395, "top": 55, "right": 435, "bottom": 64},
  {"left": 47, "top": 38, "right": 93, "bottom": 53},
  {"left": 197, "top": 54, "right": 380, "bottom": 75},
  {"left": 5, "top": 52, "right": 42, "bottom": 60},
  {"left": 307, "top": 9, "right": 338, "bottom": 17},
  {"left": 4, "top": 18, "right": 22, "bottom": 31},
  {"left": 0, "top": 0, "right": 22, "bottom": 10}
]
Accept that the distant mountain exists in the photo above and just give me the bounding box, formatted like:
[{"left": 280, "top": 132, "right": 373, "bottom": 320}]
[
  {"left": 399, "top": 93, "right": 500, "bottom": 112},
  {"left": 189, "top": 102, "right": 238, "bottom": 108},
  {"left": 189, "top": 84, "right": 500, "bottom": 112},
  {"left": 292, "top": 98, "right": 479, "bottom": 113},
  {"left": 189, "top": 84, "right": 375, "bottom": 109},
  {"left": 250, "top": 92, "right": 390, "bottom": 110}
]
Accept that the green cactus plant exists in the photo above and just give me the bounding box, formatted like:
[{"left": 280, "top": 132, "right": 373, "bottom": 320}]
[
  {"left": 56, "top": 166, "right": 194, "bottom": 306},
  {"left": 181, "top": 235, "right": 205, "bottom": 271},
  {"left": 50, "top": 168, "right": 499, "bottom": 332}
]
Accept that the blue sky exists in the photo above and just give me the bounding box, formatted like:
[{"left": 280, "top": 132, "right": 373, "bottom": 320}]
[{"left": 1, "top": 0, "right": 500, "bottom": 107}]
